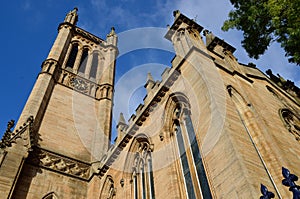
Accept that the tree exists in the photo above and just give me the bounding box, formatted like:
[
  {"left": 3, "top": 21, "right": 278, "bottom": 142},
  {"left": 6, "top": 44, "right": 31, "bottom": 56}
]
[{"left": 222, "top": 0, "right": 300, "bottom": 65}]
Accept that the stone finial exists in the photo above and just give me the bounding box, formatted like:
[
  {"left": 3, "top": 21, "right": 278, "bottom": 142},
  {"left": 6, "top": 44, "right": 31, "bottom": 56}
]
[
  {"left": 0, "top": 120, "right": 15, "bottom": 148},
  {"left": 173, "top": 10, "right": 181, "bottom": 19},
  {"left": 64, "top": 7, "right": 78, "bottom": 25},
  {"left": 107, "top": 27, "right": 116, "bottom": 37},
  {"left": 106, "top": 27, "right": 118, "bottom": 46}
]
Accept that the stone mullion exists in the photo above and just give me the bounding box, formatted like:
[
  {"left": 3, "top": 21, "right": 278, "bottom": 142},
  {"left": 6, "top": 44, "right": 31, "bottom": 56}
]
[
  {"left": 96, "top": 57, "right": 104, "bottom": 82},
  {"left": 180, "top": 115, "right": 203, "bottom": 199},
  {"left": 62, "top": 43, "right": 73, "bottom": 69},
  {"left": 85, "top": 51, "right": 93, "bottom": 78},
  {"left": 73, "top": 46, "right": 83, "bottom": 73}
]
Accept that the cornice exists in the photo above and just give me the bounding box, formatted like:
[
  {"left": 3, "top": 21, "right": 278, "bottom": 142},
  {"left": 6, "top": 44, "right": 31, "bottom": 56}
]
[{"left": 27, "top": 147, "right": 91, "bottom": 181}]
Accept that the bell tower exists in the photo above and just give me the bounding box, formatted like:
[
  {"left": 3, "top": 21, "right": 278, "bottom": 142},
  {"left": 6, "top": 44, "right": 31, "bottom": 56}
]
[
  {"left": 16, "top": 8, "right": 117, "bottom": 162},
  {"left": 0, "top": 8, "right": 118, "bottom": 198}
]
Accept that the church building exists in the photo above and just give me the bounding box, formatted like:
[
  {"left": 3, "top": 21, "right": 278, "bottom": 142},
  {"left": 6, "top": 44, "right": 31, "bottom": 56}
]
[{"left": 0, "top": 8, "right": 300, "bottom": 199}]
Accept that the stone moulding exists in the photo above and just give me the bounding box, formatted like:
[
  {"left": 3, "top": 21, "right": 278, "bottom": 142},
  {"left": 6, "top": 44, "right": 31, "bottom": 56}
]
[
  {"left": 75, "top": 27, "right": 104, "bottom": 45},
  {"left": 57, "top": 68, "right": 113, "bottom": 101},
  {"left": 28, "top": 147, "right": 91, "bottom": 180},
  {"left": 0, "top": 116, "right": 34, "bottom": 152}
]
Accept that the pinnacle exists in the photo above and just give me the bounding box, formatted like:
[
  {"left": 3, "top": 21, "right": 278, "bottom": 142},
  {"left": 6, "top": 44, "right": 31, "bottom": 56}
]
[
  {"left": 147, "top": 72, "right": 154, "bottom": 82},
  {"left": 118, "top": 112, "right": 126, "bottom": 125},
  {"left": 107, "top": 27, "right": 116, "bottom": 37}
]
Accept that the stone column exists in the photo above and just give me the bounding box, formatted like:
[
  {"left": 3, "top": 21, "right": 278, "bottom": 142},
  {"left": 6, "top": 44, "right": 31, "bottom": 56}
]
[
  {"left": 73, "top": 46, "right": 83, "bottom": 73},
  {"left": 62, "top": 43, "right": 73, "bottom": 69},
  {"left": 85, "top": 51, "right": 93, "bottom": 78}
]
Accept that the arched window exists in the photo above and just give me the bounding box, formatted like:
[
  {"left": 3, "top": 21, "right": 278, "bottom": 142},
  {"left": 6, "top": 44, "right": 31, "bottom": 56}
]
[
  {"left": 99, "top": 175, "right": 116, "bottom": 199},
  {"left": 124, "top": 136, "right": 155, "bottom": 199},
  {"left": 66, "top": 43, "right": 78, "bottom": 69},
  {"left": 42, "top": 192, "right": 58, "bottom": 199},
  {"left": 78, "top": 48, "right": 89, "bottom": 74},
  {"left": 280, "top": 108, "right": 300, "bottom": 142},
  {"left": 90, "top": 52, "right": 99, "bottom": 79},
  {"left": 173, "top": 105, "right": 212, "bottom": 199}
]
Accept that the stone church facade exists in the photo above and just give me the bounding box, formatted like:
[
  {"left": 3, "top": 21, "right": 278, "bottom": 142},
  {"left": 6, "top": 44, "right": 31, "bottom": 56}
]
[{"left": 0, "top": 8, "right": 300, "bottom": 199}]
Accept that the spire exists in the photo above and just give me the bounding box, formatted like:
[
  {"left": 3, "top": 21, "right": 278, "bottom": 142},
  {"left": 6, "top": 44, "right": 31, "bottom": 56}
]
[{"left": 64, "top": 7, "right": 78, "bottom": 25}]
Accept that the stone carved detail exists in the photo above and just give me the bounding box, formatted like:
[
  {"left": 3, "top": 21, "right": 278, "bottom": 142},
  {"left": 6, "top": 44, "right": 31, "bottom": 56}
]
[
  {"left": 69, "top": 77, "right": 89, "bottom": 93},
  {"left": 281, "top": 109, "right": 300, "bottom": 142},
  {"left": 41, "top": 59, "right": 59, "bottom": 75},
  {"left": 0, "top": 120, "right": 15, "bottom": 148},
  {"left": 64, "top": 8, "right": 78, "bottom": 25},
  {"left": 29, "top": 148, "right": 90, "bottom": 179},
  {"left": 75, "top": 27, "right": 103, "bottom": 45},
  {"left": 58, "top": 68, "right": 113, "bottom": 100},
  {"left": 132, "top": 142, "right": 153, "bottom": 171},
  {"left": 0, "top": 116, "right": 34, "bottom": 150}
]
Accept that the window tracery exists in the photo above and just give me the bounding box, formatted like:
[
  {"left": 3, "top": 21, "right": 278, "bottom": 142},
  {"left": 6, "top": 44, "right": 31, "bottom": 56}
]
[
  {"left": 280, "top": 109, "right": 300, "bottom": 142},
  {"left": 167, "top": 94, "right": 212, "bottom": 199},
  {"left": 99, "top": 175, "right": 116, "bottom": 199},
  {"left": 130, "top": 137, "right": 155, "bottom": 199}
]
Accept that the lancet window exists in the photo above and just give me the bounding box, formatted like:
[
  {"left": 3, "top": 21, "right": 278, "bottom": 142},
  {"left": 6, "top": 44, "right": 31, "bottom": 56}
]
[
  {"left": 90, "top": 52, "right": 99, "bottom": 79},
  {"left": 66, "top": 43, "right": 78, "bottom": 69},
  {"left": 78, "top": 48, "right": 89, "bottom": 74},
  {"left": 170, "top": 98, "right": 212, "bottom": 199},
  {"left": 99, "top": 175, "right": 116, "bottom": 199},
  {"left": 131, "top": 138, "right": 155, "bottom": 199}
]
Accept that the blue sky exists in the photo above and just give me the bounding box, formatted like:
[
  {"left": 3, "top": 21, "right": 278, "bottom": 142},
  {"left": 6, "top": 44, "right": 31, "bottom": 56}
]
[{"left": 1, "top": 0, "right": 299, "bottom": 139}]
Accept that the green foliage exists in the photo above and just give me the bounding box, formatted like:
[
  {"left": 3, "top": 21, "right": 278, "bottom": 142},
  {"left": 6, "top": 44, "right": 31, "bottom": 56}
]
[{"left": 223, "top": 0, "right": 300, "bottom": 65}]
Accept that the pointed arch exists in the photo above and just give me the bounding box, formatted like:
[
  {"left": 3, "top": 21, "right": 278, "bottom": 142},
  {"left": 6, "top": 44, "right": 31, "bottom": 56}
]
[
  {"left": 89, "top": 50, "right": 104, "bottom": 80},
  {"left": 42, "top": 192, "right": 58, "bottom": 199},
  {"left": 122, "top": 134, "right": 155, "bottom": 199},
  {"left": 99, "top": 175, "right": 116, "bottom": 199},
  {"left": 279, "top": 108, "right": 300, "bottom": 142},
  {"left": 227, "top": 85, "right": 250, "bottom": 110},
  {"left": 66, "top": 43, "right": 79, "bottom": 69},
  {"left": 163, "top": 92, "right": 212, "bottom": 199},
  {"left": 78, "top": 47, "right": 89, "bottom": 74},
  {"left": 123, "top": 134, "right": 152, "bottom": 177},
  {"left": 162, "top": 92, "right": 191, "bottom": 135}
]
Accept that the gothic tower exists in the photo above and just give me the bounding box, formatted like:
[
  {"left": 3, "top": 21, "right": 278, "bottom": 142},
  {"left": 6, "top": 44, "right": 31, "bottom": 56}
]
[
  {"left": 1, "top": 8, "right": 300, "bottom": 199},
  {"left": 0, "top": 8, "right": 118, "bottom": 198}
]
